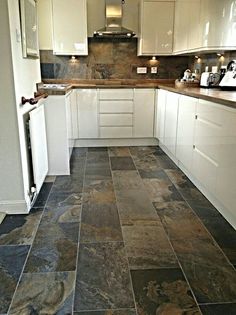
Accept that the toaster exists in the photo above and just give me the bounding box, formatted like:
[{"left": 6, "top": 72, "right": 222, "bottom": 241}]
[{"left": 200, "top": 72, "right": 221, "bottom": 88}]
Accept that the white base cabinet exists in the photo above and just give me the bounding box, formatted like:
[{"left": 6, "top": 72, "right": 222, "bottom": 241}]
[
  {"left": 44, "top": 90, "right": 76, "bottom": 175},
  {"left": 156, "top": 88, "right": 236, "bottom": 229}
]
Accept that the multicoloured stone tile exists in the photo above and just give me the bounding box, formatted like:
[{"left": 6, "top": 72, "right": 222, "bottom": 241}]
[
  {"left": 33, "top": 182, "right": 53, "bottom": 208},
  {"left": 83, "top": 179, "right": 116, "bottom": 205},
  {"left": 24, "top": 221, "right": 79, "bottom": 273},
  {"left": 199, "top": 303, "right": 236, "bottom": 315},
  {"left": 131, "top": 268, "right": 200, "bottom": 315},
  {"left": 0, "top": 208, "right": 43, "bottom": 245},
  {"left": 74, "top": 242, "right": 135, "bottom": 311},
  {"left": 112, "top": 171, "right": 144, "bottom": 191},
  {"left": 122, "top": 220, "right": 178, "bottom": 269},
  {"left": 108, "top": 147, "right": 131, "bottom": 157},
  {"left": 8, "top": 272, "right": 75, "bottom": 315},
  {"left": 115, "top": 189, "right": 158, "bottom": 225},
  {"left": 110, "top": 157, "right": 136, "bottom": 171},
  {"left": 154, "top": 201, "right": 209, "bottom": 240},
  {"left": 0, "top": 246, "right": 29, "bottom": 314},
  {"left": 172, "top": 238, "right": 236, "bottom": 303},
  {"left": 74, "top": 311, "right": 137, "bottom": 315},
  {"left": 80, "top": 203, "right": 122, "bottom": 242}
]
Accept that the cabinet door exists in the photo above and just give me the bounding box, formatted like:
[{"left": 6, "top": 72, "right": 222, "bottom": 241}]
[
  {"left": 138, "top": 1, "right": 174, "bottom": 55},
  {"left": 173, "top": 0, "right": 188, "bottom": 52},
  {"left": 215, "top": 107, "right": 236, "bottom": 222},
  {"left": 176, "top": 95, "right": 197, "bottom": 171},
  {"left": 77, "top": 89, "right": 98, "bottom": 139},
  {"left": 133, "top": 89, "right": 155, "bottom": 137},
  {"left": 164, "top": 92, "right": 179, "bottom": 156},
  {"left": 52, "top": 0, "right": 88, "bottom": 55},
  {"left": 155, "top": 89, "right": 166, "bottom": 143},
  {"left": 192, "top": 100, "right": 222, "bottom": 194},
  {"left": 70, "top": 90, "right": 78, "bottom": 139},
  {"left": 65, "top": 93, "right": 73, "bottom": 157}
]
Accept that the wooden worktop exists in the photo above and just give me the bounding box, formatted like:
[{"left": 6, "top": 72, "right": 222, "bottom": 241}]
[{"left": 38, "top": 79, "right": 236, "bottom": 109}]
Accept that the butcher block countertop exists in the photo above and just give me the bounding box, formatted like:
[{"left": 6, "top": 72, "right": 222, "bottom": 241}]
[{"left": 37, "top": 79, "right": 236, "bottom": 109}]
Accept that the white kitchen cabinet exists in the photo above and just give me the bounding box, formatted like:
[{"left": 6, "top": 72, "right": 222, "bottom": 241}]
[
  {"left": 69, "top": 89, "right": 78, "bottom": 139},
  {"left": 138, "top": 0, "right": 174, "bottom": 56},
  {"left": 164, "top": 91, "right": 179, "bottom": 156},
  {"left": 77, "top": 89, "right": 99, "bottom": 139},
  {"left": 155, "top": 89, "right": 166, "bottom": 143},
  {"left": 44, "top": 93, "right": 73, "bottom": 175},
  {"left": 200, "top": 0, "right": 236, "bottom": 51},
  {"left": 133, "top": 89, "right": 155, "bottom": 137},
  {"left": 173, "top": 0, "right": 201, "bottom": 53},
  {"left": 51, "top": 0, "right": 88, "bottom": 55},
  {"left": 176, "top": 95, "right": 197, "bottom": 172}
]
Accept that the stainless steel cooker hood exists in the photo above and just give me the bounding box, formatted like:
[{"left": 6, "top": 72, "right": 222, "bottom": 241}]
[{"left": 94, "top": 0, "right": 135, "bottom": 38}]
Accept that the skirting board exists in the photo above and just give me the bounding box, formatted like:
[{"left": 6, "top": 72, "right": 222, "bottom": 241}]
[
  {"left": 159, "top": 143, "right": 236, "bottom": 230},
  {"left": 0, "top": 200, "right": 30, "bottom": 215},
  {"left": 75, "top": 138, "right": 158, "bottom": 147}
]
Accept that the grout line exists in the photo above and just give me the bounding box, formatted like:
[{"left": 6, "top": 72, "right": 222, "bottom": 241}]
[
  {"left": 109, "top": 147, "right": 138, "bottom": 315},
  {"left": 6, "top": 182, "right": 54, "bottom": 315},
  {"left": 72, "top": 148, "right": 88, "bottom": 315}
]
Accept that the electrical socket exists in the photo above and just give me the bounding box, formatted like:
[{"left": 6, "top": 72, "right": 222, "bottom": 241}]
[
  {"left": 137, "top": 67, "right": 147, "bottom": 74},
  {"left": 151, "top": 67, "right": 157, "bottom": 74}
]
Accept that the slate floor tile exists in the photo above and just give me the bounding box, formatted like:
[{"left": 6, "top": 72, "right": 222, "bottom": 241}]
[
  {"left": 74, "top": 242, "right": 135, "bottom": 311},
  {"left": 143, "top": 176, "right": 183, "bottom": 203},
  {"left": 199, "top": 303, "right": 236, "bottom": 315},
  {"left": 72, "top": 147, "right": 88, "bottom": 156},
  {"left": 85, "top": 167, "right": 112, "bottom": 180},
  {"left": 24, "top": 221, "right": 79, "bottom": 273},
  {"left": 122, "top": 220, "right": 178, "bottom": 269},
  {"left": 172, "top": 238, "right": 236, "bottom": 303},
  {"left": 108, "top": 146, "right": 131, "bottom": 157},
  {"left": 154, "top": 201, "right": 210, "bottom": 240},
  {"left": 129, "top": 146, "right": 158, "bottom": 158},
  {"left": 83, "top": 179, "right": 116, "bottom": 205},
  {"left": 88, "top": 147, "right": 108, "bottom": 152},
  {"left": 165, "top": 169, "right": 209, "bottom": 202},
  {"left": 131, "top": 268, "right": 201, "bottom": 315},
  {"left": 33, "top": 182, "right": 53, "bottom": 208},
  {"left": 188, "top": 200, "right": 236, "bottom": 265},
  {"left": 155, "top": 155, "right": 178, "bottom": 169},
  {"left": 0, "top": 246, "right": 29, "bottom": 314},
  {"left": 51, "top": 175, "right": 84, "bottom": 194},
  {"left": 8, "top": 271, "right": 75, "bottom": 315},
  {"left": 80, "top": 203, "right": 123, "bottom": 242},
  {"left": 74, "top": 310, "right": 136, "bottom": 315},
  {"left": 0, "top": 208, "right": 43, "bottom": 245},
  {"left": 110, "top": 157, "right": 136, "bottom": 170},
  {"left": 112, "top": 170, "right": 144, "bottom": 191},
  {"left": 115, "top": 189, "right": 158, "bottom": 224}
]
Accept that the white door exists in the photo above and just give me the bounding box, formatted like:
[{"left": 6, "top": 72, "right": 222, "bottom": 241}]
[
  {"left": 133, "top": 89, "right": 155, "bottom": 138},
  {"left": 164, "top": 92, "right": 179, "bottom": 156},
  {"left": 176, "top": 95, "right": 197, "bottom": 171},
  {"left": 29, "top": 104, "right": 48, "bottom": 192}
]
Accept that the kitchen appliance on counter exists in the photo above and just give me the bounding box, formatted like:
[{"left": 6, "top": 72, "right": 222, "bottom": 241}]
[
  {"left": 219, "top": 60, "right": 236, "bottom": 90},
  {"left": 200, "top": 72, "right": 221, "bottom": 88}
]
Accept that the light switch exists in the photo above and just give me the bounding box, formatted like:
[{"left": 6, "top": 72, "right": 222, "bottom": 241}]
[
  {"left": 151, "top": 67, "right": 157, "bottom": 74},
  {"left": 137, "top": 67, "right": 147, "bottom": 74}
]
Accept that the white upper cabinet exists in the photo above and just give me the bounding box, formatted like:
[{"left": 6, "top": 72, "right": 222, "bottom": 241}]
[
  {"left": 173, "top": 0, "right": 201, "bottom": 53},
  {"left": 200, "top": 0, "right": 236, "bottom": 50},
  {"left": 52, "top": 0, "right": 88, "bottom": 55},
  {"left": 138, "top": 0, "right": 175, "bottom": 56}
]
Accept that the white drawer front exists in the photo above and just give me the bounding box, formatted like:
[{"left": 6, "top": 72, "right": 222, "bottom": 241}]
[
  {"left": 100, "top": 127, "right": 133, "bottom": 138},
  {"left": 100, "top": 114, "right": 133, "bottom": 126},
  {"left": 99, "top": 100, "right": 133, "bottom": 113},
  {"left": 99, "top": 89, "right": 134, "bottom": 100}
]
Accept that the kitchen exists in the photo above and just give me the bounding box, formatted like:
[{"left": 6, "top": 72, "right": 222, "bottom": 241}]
[{"left": 0, "top": 0, "right": 236, "bottom": 314}]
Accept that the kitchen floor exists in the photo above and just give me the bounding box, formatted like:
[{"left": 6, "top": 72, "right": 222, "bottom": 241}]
[{"left": 1, "top": 146, "right": 236, "bottom": 315}]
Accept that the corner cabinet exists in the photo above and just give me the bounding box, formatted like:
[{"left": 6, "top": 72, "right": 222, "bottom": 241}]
[
  {"left": 138, "top": 0, "right": 175, "bottom": 56},
  {"left": 51, "top": 0, "right": 88, "bottom": 55}
]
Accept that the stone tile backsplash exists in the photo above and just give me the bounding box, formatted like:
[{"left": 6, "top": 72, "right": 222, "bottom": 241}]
[
  {"left": 40, "top": 38, "right": 236, "bottom": 80},
  {"left": 40, "top": 38, "right": 191, "bottom": 80}
]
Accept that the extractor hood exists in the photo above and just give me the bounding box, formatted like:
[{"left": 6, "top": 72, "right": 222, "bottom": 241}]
[{"left": 94, "top": 0, "right": 135, "bottom": 38}]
